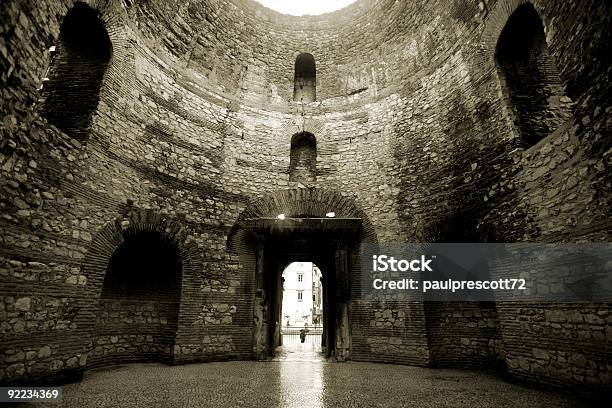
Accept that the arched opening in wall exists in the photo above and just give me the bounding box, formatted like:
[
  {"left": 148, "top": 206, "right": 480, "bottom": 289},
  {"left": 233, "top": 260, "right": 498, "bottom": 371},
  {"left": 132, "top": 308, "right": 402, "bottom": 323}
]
[
  {"left": 93, "top": 231, "right": 182, "bottom": 366},
  {"left": 294, "top": 53, "right": 316, "bottom": 103},
  {"left": 258, "top": 232, "right": 345, "bottom": 361},
  {"left": 290, "top": 132, "right": 317, "bottom": 183},
  {"left": 41, "top": 2, "right": 112, "bottom": 141},
  {"left": 227, "top": 189, "right": 378, "bottom": 363},
  {"left": 279, "top": 262, "right": 325, "bottom": 356},
  {"left": 495, "top": 4, "right": 572, "bottom": 148}
]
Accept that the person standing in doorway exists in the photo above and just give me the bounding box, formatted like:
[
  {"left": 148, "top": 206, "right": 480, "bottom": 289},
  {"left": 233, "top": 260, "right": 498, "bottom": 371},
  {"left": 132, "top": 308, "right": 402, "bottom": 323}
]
[{"left": 299, "top": 324, "right": 309, "bottom": 343}]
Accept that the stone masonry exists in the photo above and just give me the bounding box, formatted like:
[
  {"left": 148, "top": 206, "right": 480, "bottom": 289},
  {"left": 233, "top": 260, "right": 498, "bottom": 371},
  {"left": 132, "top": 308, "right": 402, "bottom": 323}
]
[{"left": 0, "top": 0, "right": 610, "bottom": 400}]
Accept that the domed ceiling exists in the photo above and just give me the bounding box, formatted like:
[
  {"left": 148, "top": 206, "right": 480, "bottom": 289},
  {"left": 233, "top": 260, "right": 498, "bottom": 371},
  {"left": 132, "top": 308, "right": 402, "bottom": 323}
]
[{"left": 252, "top": 0, "right": 358, "bottom": 16}]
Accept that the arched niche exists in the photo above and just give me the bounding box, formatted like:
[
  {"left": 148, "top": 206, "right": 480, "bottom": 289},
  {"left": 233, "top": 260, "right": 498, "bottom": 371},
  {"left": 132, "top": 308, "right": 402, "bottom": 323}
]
[
  {"left": 289, "top": 132, "right": 317, "bottom": 183},
  {"left": 495, "top": 3, "right": 572, "bottom": 147},
  {"left": 93, "top": 230, "right": 182, "bottom": 366},
  {"left": 294, "top": 53, "right": 316, "bottom": 103},
  {"left": 41, "top": 2, "right": 112, "bottom": 141}
]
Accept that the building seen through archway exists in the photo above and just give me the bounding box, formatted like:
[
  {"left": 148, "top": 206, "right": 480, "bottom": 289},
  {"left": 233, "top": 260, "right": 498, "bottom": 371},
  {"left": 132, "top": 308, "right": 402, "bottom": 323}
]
[{"left": 279, "top": 262, "right": 324, "bottom": 357}]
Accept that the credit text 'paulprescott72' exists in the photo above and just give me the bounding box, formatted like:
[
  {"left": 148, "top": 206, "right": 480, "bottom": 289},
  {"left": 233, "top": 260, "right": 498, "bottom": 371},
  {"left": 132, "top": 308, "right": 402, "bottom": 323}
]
[{"left": 370, "top": 254, "right": 527, "bottom": 293}]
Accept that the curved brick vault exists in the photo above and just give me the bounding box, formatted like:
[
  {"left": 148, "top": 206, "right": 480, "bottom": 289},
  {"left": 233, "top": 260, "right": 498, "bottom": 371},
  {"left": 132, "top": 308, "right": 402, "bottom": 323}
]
[{"left": 0, "top": 0, "right": 610, "bottom": 399}]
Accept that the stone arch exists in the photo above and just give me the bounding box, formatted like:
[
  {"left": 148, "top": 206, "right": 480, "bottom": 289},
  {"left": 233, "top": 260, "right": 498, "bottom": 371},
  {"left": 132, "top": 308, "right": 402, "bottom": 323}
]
[
  {"left": 81, "top": 209, "right": 198, "bottom": 368},
  {"left": 294, "top": 52, "right": 316, "bottom": 102},
  {"left": 228, "top": 187, "right": 378, "bottom": 251},
  {"left": 480, "top": 0, "right": 545, "bottom": 57},
  {"left": 41, "top": 2, "right": 112, "bottom": 140},
  {"left": 227, "top": 187, "right": 377, "bottom": 360}
]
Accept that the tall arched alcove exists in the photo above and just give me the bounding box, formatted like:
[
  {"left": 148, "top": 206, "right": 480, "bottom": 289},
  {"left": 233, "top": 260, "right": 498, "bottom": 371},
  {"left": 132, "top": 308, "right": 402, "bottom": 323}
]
[
  {"left": 93, "top": 231, "right": 182, "bottom": 366},
  {"left": 41, "top": 2, "right": 112, "bottom": 141},
  {"left": 495, "top": 3, "right": 572, "bottom": 147},
  {"left": 289, "top": 132, "right": 317, "bottom": 183},
  {"left": 293, "top": 53, "right": 316, "bottom": 102}
]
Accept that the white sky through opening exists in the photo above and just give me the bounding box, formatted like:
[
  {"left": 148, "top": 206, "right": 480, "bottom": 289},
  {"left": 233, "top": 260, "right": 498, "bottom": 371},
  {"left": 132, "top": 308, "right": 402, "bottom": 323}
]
[{"left": 253, "top": 0, "right": 357, "bottom": 16}]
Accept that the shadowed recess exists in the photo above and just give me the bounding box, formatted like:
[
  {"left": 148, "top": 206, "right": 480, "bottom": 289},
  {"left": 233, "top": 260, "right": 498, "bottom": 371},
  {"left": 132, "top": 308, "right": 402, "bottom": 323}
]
[
  {"left": 93, "top": 231, "right": 182, "bottom": 367},
  {"left": 41, "top": 2, "right": 111, "bottom": 141},
  {"left": 495, "top": 3, "right": 573, "bottom": 147},
  {"left": 290, "top": 132, "right": 317, "bottom": 182},
  {"left": 294, "top": 53, "right": 317, "bottom": 102}
]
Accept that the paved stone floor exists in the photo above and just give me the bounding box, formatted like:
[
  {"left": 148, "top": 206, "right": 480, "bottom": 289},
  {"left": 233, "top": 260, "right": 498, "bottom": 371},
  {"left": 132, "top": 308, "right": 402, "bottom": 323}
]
[{"left": 29, "top": 336, "right": 589, "bottom": 408}]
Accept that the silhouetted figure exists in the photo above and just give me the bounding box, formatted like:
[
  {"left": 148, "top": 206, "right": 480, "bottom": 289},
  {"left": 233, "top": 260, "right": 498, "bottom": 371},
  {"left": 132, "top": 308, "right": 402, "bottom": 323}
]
[{"left": 299, "top": 325, "right": 309, "bottom": 343}]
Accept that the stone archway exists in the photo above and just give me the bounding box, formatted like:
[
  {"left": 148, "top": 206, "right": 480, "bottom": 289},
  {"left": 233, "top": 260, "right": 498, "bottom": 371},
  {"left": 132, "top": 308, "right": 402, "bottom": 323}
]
[
  {"left": 227, "top": 187, "right": 378, "bottom": 361},
  {"left": 81, "top": 209, "right": 198, "bottom": 368}
]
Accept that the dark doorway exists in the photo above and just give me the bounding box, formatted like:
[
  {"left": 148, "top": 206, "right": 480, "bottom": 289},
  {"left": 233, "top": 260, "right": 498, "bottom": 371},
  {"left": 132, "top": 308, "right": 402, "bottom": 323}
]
[{"left": 264, "top": 233, "right": 336, "bottom": 359}]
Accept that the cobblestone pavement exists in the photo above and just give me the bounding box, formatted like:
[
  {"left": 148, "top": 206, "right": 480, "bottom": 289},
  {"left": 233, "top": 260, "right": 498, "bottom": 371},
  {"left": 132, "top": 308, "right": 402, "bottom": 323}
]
[{"left": 28, "top": 346, "right": 591, "bottom": 408}]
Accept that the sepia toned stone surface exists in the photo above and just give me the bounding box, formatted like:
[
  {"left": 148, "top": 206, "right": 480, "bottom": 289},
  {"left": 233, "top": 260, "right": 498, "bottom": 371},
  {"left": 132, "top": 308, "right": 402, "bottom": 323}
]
[
  {"left": 0, "top": 0, "right": 610, "bottom": 401},
  {"left": 30, "top": 360, "right": 590, "bottom": 408}
]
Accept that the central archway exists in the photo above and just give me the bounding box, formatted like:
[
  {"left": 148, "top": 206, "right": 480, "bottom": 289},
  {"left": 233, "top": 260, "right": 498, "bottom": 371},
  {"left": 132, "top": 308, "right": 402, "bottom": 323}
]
[
  {"left": 262, "top": 233, "right": 342, "bottom": 359},
  {"left": 227, "top": 188, "right": 377, "bottom": 361}
]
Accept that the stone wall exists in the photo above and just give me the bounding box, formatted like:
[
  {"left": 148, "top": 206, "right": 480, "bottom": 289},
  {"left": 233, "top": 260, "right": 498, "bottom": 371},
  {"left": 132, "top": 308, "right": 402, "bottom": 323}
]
[
  {"left": 0, "top": 0, "right": 610, "bottom": 397},
  {"left": 499, "top": 303, "right": 611, "bottom": 393},
  {"left": 425, "top": 302, "right": 504, "bottom": 370}
]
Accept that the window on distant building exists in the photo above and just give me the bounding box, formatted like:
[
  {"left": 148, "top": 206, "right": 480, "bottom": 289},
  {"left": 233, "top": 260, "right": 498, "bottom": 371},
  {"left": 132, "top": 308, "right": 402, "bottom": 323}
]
[
  {"left": 298, "top": 273, "right": 303, "bottom": 282},
  {"left": 298, "top": 291, "right": 303, "bottom": 301}
]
